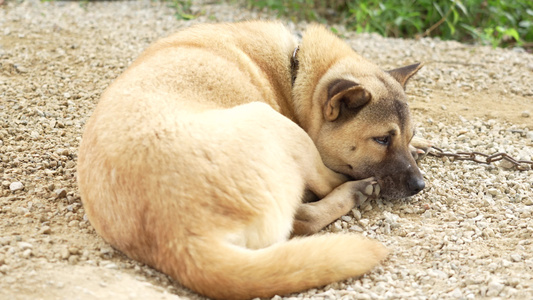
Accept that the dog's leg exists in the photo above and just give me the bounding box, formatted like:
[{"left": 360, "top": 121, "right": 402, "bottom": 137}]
[
  {"left": 292, "top": 178, "right": 379, "bottom": 236},
  {"left": 410, "top": 136, "right": 432, "bottom": 160},
  {"left": 305, "top": 158, "right": 349, "bottom": 199}
]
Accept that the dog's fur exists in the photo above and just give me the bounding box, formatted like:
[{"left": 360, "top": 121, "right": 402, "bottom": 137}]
[{"left": 78, "top": 21, "right": 425, "bottom": 300}]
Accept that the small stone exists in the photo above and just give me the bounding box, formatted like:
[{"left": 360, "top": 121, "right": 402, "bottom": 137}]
[
  {"left": 449, "top": 288, "right": 462, "bottom": 298},
  {"left": 68, "top": 220, "right": 79, "bottom": 227},
  {"left": 382, "top": 223, "right": 391, "bottom": 235},
  {"left": 501, "top": 259, "right": 512, "bottom": 267},
  {"left": 349, "top": 225, "right": 363, "bottom": 232},
  {"left": 331, "top": 220, "right": 342, "bottom": 232},
  {"left": 56, "top": 148, "right": 69, "bottom": 156},
  {"left": 466, "top": 211, "right": 477, "bottom": 218},
  {"left": 527, "top": 131, "right": 533, "bottom": 142},
  {"left": 488, "top": 262, "right": 498, "bottom": 272},
  {"left": 54, "top": 189, "right": 67, "bottom": 199},
  {"left": 35, "top": 108, "right": 45, "bottom": 117},
  {"left": 100, "top": 245, "right": 114, "bottom": 257},
  {"left": 21, "top": 249, "right": 32, "bottom": 259},
  {"left": 359, "top": 219, "right": 370, "bottom": 227},
  {"left": 39, "top": 226, "right": 51, "bottom": 234},
  {"left": 0, "top": 265, "right": 9, "bottom": 274},
  {"left": 104, "top": 263, "right": 118, "bottom": 269},
  {"left": 9, "top": 182, "right": 23, "bottom": 192},
  {"left": 68, "top": 247, "right": 79, "bottom": 255},
  {"left": 499, "top": 160, "right": 515, "bottom": 169},
  {"left": 17, "top": 242, "right": 33, "bottom": 250},
  {"left": 65, "top": 161, "right": 75, "bottom": 169},
  {"left": 507, "top": 277, "right": 520, "bottom": 287},
  {"left": 483, "top": 229, "right": 495, "bottom": 239},
  {"left": 351, "top": 209, "right": 361, "bottom": 220},
  {"left": 341, "top": 215, "right": 352, "bottom": 222},
  {"left": 510, "top": 253, "right": 522, "bottom": 262},
  {"left": 486, "top": 279, "right": 504, "bottom": 297},
  {"left": 521, "top": 111, "right": 530, "bottom": 118},
  {"left": 68, "top": 255, "right": 79, "bottom": 265},
  {"left": 487, "top": 188, "right": 498, "bottom": 196},
  {"left": 60, "top": 247, "right": 70, "bottom": 260}
]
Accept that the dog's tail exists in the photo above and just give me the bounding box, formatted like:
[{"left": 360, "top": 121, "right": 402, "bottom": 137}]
[{"left": 167, "top": 234, "right": 388, "bottom": 300}]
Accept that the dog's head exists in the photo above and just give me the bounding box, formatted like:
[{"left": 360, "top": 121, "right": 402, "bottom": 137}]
[
  {"left": 293, "top": 25, "right": 425, "bottom": 199},
  {"left": 307, "top": 61, "right": 424, "bottom": 199}
]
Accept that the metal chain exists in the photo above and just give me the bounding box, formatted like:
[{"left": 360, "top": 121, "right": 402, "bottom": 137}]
[{"left": 427, "top": 146, "right": 533, "bottom": 171}]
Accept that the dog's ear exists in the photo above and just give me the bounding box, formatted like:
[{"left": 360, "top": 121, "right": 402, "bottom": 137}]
[
  {"left": 387, "top": 62, "right": 423, "bottom": 89},
  {"left": 324, "top": 79, "right": 372, "bottom": 121}
]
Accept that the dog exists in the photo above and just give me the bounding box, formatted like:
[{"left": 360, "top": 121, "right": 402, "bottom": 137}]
[{"left": 77, "top": 21, "right": 425, "bottom": 300}]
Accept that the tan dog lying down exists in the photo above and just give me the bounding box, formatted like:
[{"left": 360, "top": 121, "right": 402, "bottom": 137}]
[{"left": 78, "top": 21, "right": 425, "bottom": 299}]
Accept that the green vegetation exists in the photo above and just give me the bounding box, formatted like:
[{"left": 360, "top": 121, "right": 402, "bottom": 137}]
[
  {"left": 168, "top": 0, "right": 195, "bottom": 20},
  {"left": 245, "top": 0, "right": 532, "bottom": 49}
]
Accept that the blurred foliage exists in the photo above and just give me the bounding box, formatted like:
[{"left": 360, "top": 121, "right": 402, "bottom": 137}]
[{"left": 244, "top": 0, "right": 533, "bottom": 48}]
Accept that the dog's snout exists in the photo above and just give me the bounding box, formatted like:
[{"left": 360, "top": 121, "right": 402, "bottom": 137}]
[{"left": 407, "top": 176, "right": 425, "bottom": 195}]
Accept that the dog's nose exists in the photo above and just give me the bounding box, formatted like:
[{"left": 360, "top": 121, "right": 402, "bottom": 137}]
[{"left": 407, "top": 176, "right": 425, "bottom": 195}]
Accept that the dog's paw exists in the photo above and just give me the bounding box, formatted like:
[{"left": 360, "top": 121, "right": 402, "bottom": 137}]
[
  {"left": 410, "top": 136, "right": 432, "bottom": 161},
  {"left": 351, "top": 177, "right": 380, "bottom": 207}
]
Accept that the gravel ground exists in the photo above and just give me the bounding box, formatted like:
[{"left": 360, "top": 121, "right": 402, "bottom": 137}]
[{"left": 1, "top": 1, "right": 532, "bottom": 299}]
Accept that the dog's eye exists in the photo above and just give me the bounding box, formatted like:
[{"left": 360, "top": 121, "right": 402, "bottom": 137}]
[{"left": 374, "top": 136, "right": 390, "bottom": 146}]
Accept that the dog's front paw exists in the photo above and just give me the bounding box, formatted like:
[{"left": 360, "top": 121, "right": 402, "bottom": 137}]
[
  {"left": 410, "top": 136, "right": 432, "bottom": 161},
  {"left": 351, "top": 177, "right": 380, "bottom": 207}
]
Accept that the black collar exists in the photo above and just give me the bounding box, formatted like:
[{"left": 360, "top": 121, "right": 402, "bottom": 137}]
[{"left": 290, "top": 46, "right": 300, "bottom": 86}]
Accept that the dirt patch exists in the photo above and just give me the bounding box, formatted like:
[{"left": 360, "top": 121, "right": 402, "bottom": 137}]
[{"left": 1, "top": 1, "right": 532, "bottom": 299}]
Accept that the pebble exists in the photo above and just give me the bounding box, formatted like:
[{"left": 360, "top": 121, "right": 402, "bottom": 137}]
[
  {"left": 510, "top": 253, "right": 522, "bottom": 262},
  {"left": 0, "top": 265, "right": 9, "bottom": 274},
  {"left": 486, "top": 279, "right": 504, "bottom": 297},
  {"left": 104, "top": 263, "right": 118, "bottom": 269},
  {"left": 331, "top": 221, "right": 343, "bottom": 232},
  {"left": 526, "top": 131, "right": 533, "bottom": 142},
  {"left": 54, "top": 189, "right": 67, "bottom": 199},
  {"left": 341, "top": 216, "right": 352, "bottom": 222},
  {"left": 501, "top": 259, "right": 512, "bottom": 267},
  {"left": 68, "top": 220, "right": 79, "bottom": 227},
  {"left": 9, "top": 182, "right": 24, "bottom": 192},
  {"left": 60, "top": 247, "right": 70, "bottom": 260},
  {"left": 17, "top": 242, "right": 33, "bottom": 250},
  {"left": 521, "top": 111, "right": 530, "bottom": 118},
  {"left": 21, "top": 249, "right": 32, "bottom": 259},
  {"left": 68, "top": 255, "right": 79, "bottom": 265},
  {"left": 100, "top": 246, "right": 114, "bottom": 257},
  {"left": 351, "top": 209, "right": 362, "bottom": 220},
  {"left": 39, "top": 226, "right": 51, "bottom": 234},
  {"left": 449, "top": 288, "right": 462, "bottom": 298},
  {"left": 349, "top": 225, "right": 364, "bottom": 232}
]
